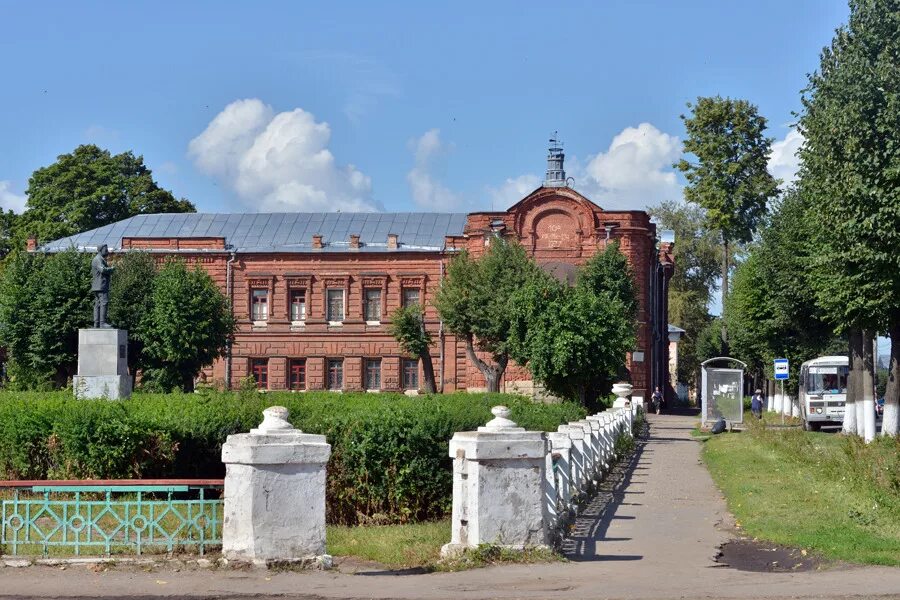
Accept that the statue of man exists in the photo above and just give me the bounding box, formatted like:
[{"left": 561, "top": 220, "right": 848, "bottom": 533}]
[{"left": 91, "top": 244, "right": 115, "bottom": 328}]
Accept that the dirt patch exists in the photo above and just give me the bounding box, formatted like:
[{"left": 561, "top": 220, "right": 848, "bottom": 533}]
[{"left": 715, "top": 538, "right": 824, "bottom": 572}]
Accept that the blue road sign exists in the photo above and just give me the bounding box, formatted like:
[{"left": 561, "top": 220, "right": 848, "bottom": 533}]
[{"left": 774, "top": 358, "right": 789, "bottom": 380}]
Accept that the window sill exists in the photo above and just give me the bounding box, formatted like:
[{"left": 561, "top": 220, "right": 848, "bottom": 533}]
[
  {"left": 252, "top": 321, "right": 268, "bottom": 328},
  {"left": 365, "top": 389, "right": 381, "bottom": 393},
  {"left": 366, "top": 321, "right": 382, "bottom": 326},
  {"left": 290, "top": 321, "right": 306, "bottom": 329},
  {"left": 328, "top": 321, "right": 344, "bottom": 327}
]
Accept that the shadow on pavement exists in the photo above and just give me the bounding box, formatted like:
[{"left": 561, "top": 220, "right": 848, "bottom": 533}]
[{"left": 561, "top": 421, "right": 648, "bottom": 562}]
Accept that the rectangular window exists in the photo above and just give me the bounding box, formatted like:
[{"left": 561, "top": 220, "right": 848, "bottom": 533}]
[
  {"left": 327, "top": 359, "right": 344, "bottom": 390},
  {"left": 402, "top": 358, "right": 419, "bottom": 391},
  {"left": 365, "top": 358, "right": 381, "bottom": 390},
  {"left": 289, "top": 359, "right": 306, "bottom": 390},
  {"left": 290, "top": 289, "right": 306, "bottom": 322},
  {"left": 327, "top": 289, "right": 345, "bottom": 322},
  {"left": 251, "top": 289, "right": 269, "bottom": 321},
  {"left": 364, "top": 288, "right": 382, "bottom": 321},
  {"left": 250, "top": 358, "right": 268, "bottom": 389},
  {"left": 402, "top": 287, "right": 420, "bottom": 308}
]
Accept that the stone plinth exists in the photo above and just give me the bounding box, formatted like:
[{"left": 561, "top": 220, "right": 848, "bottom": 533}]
[
  {"left": 221, "top": 406, "right": 331, "bottom": 565},
  {"left": 442, "top": 406, "right": 549, "bottom": 556},
  {"left": 73, "top": 328, "right": 131, "bottom": 400}
]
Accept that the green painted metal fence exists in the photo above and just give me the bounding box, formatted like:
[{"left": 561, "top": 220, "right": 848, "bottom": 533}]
[{"left": 1, "top": 480, "right": 223, "bottom": 557}]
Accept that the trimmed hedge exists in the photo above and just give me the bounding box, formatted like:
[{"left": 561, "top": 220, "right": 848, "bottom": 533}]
[{"left": 0, "top": 391, "right": 585, "bottom": 524}]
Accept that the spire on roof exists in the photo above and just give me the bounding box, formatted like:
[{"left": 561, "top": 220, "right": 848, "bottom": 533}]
[{"left": 544, "top": 132, "right": 566, "bottom": 187}]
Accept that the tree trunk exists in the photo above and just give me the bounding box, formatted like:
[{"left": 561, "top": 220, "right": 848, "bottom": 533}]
[
  {"left": 181, "top": 372, "right": 195, "bottom": 393},
  {"left": 419, "top": 351, "right": 437, "bottom": 394},
  {"left": 845, "top": 329, "right": 862, "bottom": 436},
  {"left": 861, "top": 330, "right": 876, "bottom": 441},
  {"left": 464, "top": 334, "right": 506, "bottom": 393},
  {"left": 721, "top": 237, "right": 729, "bottom": 345},
  {"left": 883, "top": 323, "right": 899, "bottom": 437}
]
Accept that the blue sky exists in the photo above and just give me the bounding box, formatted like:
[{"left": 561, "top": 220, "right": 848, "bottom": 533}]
[{"left": 0, "top": 0, "right": 849, "bottom": 217}]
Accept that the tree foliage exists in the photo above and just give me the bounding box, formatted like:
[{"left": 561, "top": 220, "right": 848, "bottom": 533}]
[
  {"left": 108, "top": 252, "right": 158, "bottom": 380},
  {"left": 17, "top": 145, "right": 195, "bottom": 246},
  {"left": 0, "top": 250, "right": 92, "bottom": 388},
  {"left": 675, "top": 96, "right": 780, "bottom": 341},
  {"left": 723, "top": 190, "right": 842, "bottom": 394},
  {"left": 435, "top": 239, "right": 540, "bottom": 392},
  {"left": 797, "top": 0, "right": 900, "bottom": 434},
  {"left": 509, "top": 244, "right": 636, "bottom": 405},
  {"left": 388, "top": 304, "right": 436, "bottom": 393},
  {"left": 140, "top": 260, "right": 235, "bottom": 392}
]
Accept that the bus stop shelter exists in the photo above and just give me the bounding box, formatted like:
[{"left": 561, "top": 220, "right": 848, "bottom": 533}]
[{"left": 701, "top": 357, "right": 746, "bottom": 426}]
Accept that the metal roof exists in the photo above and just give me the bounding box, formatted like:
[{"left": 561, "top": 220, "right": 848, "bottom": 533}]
[{"left": 38, "top": 212, "right": 470, "bottom": 253}]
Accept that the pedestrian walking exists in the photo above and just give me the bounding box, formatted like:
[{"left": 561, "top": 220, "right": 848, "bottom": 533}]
[
  {"left": 651, "top": 386, "right": 663, "bottom": 414},
  {"left": 751, "top": 388, "right": 764, "bottom": 419}
]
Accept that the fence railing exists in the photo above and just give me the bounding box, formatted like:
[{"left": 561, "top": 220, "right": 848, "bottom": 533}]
[{"left": 0, "top": 479, "right": 224, "bottom": 557}]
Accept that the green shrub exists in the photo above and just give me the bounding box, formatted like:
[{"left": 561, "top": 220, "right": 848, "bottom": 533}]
[{"left": 0, "top": 391, "right": 585, "bottom": 525}]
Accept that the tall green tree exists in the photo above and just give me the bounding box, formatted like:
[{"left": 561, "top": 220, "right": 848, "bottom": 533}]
[
  {"left": 17, "top": 145, "right": 195, "bottom": 246},
  {"left": 388, "top": 304, "right": 437, "bottom": 393},
  {"left": 0, "top": 251, "right": 47, "bottom": 387},
  {"left": 140, "top": 260, "right": 235, "bottom": 392},
  {"left": 649, "top": 201, "right": 723, "bottom": 387},
  {"left": 0, "top": 249, "right": 92, "bottom": 388},
  {"left": 435, "top": 239, "right": 540, "bottom": 392},
  {"left": 108, "top": 251, "right": 158, "bottom": 385},
  {"left": 675, "top": 96, "right": 781, "bottom": 343},
  {"left": 509, "top": 264, "right": 634, "bottom": 406},
  {"left": 797, "top": 0, "right": 900, "bottom": 436}
]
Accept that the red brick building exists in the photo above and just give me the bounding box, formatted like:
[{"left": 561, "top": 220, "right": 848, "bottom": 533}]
[{"left": 41, "top": 144, "right": 674, "bottom": 401}]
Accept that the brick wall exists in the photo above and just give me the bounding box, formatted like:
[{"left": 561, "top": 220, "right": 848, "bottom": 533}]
[{"left": 149, "top": 186, "right": 669, "bottom": 397}]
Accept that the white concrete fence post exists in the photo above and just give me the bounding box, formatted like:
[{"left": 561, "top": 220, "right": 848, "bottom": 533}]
[
  {"left": 221, "top": 406, "right": 332, "bottom": 566},
  {"left": 547, "top": 432, "right": 573, "bottom": 525},
  {"left": 442, "top": 406, "right": 549, "bottom": 556},
  {"left": 558, "top": 423, "right": 587, "bottom": 493}
]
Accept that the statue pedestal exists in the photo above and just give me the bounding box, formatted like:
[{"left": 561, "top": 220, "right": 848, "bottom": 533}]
[{"left": 73, "top": 329, "right": 132, "bottom": 400}]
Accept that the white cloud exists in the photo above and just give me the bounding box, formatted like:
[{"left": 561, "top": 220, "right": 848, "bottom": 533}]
[
  {"left": 0, "top": 181, "right": 27, "bottom": 213},
  {"left": 188, "top": 99, "right": 377, "bottom": 212},
  {"left": 406, "top": 129, "right": 462, "bottom": 211},
  {"left": 575, "top": 123, "right": 682, "bottom": 210},
  {"left": 486, "top": 174, "right": 541, "bottom": 210},
  {"left": 768, "top": 128, "right": 804, "bottom": 185}
]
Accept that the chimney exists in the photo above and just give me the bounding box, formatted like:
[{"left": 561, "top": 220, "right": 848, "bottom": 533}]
[
  {"left": 26, "top": 235, "right": 38, "bottom": 252},
  {"left": 312, "top": 234, "right": 323, "bottom": 249},
  {"left": 349, "top": 234, "right": 360, "bottom": 249},
  {"left": 387, "top": 233, "right": 398, "bottom": 250}
]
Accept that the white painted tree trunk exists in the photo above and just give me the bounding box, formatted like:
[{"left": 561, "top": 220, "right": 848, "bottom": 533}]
[
  {"left": 856, "top": 399, "right": 866, "bottom": 437},
  {"left": 791, "top": 396, "right": 800, "bottom": 418},
  {"left": 774, "top": 390, "right": 783, "bottom": 414},
  {"left": 883, "top": 326, "right": 898, "bottom": 437},
  {"left": 845, "top": 330, "right": 862, "bottom": 436},
  {"left": 862, "top": 331, "right": 876, "bottom": 442},
  {"left": 884, "top": 402, "right": 899, "bottom": 437}
]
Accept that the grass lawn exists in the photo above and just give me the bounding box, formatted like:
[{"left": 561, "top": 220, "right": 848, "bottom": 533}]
[
  {"left": 326, "top": 520, "right": 450, "bottom": 569},
  {"left": 702, "top": 421, "right": 900, "bottom": 566}
]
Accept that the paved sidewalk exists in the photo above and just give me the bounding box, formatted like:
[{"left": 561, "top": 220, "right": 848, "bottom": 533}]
[{"left": 1, "top": 413, "right": 898, "bottom": 599}]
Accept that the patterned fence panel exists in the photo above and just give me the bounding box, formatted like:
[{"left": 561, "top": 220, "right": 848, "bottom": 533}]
[{"left": 1, "top": 480, "right": 223, "bottom": 557}]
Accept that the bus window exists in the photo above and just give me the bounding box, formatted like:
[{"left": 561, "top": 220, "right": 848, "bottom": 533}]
[{"left": 807, "top": 366, "right": 848, "bottom": 394}]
